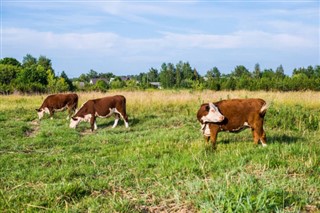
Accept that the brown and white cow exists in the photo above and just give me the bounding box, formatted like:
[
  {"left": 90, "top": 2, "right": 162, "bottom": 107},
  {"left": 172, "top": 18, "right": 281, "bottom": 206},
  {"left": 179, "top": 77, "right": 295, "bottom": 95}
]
[
  {"left": 69, "top": 95, "right": 129, "bottom": 131},
  {"left": 36, "top": 93, "right": 78, "bottom": 120},
  {"left": 197, "top": 98, "right": 268, "bottom": 149}
]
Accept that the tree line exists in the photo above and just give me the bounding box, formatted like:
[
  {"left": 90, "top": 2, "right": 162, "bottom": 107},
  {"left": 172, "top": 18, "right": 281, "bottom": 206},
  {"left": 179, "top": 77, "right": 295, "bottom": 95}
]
[{"left": 1, "top": 54, "right": 319, "bottom": 94}]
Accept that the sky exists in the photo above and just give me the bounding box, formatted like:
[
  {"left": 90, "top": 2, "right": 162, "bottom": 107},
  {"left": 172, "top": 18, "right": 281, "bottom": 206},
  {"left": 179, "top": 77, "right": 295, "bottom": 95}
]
[{"left": 1, "top": 0, "right": 319, "bottom": 78}]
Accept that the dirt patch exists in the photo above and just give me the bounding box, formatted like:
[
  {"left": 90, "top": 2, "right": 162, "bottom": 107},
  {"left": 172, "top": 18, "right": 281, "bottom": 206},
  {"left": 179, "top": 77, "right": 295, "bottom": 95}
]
[
  {"left": 79, "top": 129, "right": 94, "bottom": 136},
  {"left": 25, "top": 120, "right": 40, "bottom": 137},
  {"left": 91, "top": 185, "right": 196, "bottom": 212}
]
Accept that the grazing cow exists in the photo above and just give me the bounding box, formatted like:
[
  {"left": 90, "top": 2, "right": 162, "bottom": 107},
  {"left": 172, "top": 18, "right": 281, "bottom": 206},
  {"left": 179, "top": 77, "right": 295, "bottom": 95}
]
[
  {"left": 197, "top": 98, "right": 268, "bottom": 149},
  {"left": 36, "top": 93, "right": 78, "bottom": 120},
  {"left": 69, "top": 95, "right": 129, "bottom": 131}
]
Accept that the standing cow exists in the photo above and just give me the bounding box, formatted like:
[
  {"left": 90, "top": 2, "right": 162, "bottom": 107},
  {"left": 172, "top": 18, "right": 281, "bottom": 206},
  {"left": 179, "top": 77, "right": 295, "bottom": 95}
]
[
  {"left": 36, "top": 93, "right": 78, "bottom": 120},
  {"left": 197, "top": 98, "right": 268, "bottom": 149},
  {"left": 69, "top": 95, "right": 129, "bottom": 131}
]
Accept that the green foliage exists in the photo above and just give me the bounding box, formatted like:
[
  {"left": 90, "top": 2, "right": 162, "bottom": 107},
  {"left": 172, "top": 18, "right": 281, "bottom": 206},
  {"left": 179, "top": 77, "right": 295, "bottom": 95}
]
[
  {"left": 110, "top": 78, "right": 125, "bottom": 89},
  {"left": 94, "top": 79, "right": 108, "bottom": 92}
]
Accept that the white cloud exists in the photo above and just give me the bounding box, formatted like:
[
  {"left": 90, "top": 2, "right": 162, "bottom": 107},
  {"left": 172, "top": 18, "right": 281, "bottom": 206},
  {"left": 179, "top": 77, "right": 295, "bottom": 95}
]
[{"left": 2, "top": 27, "right": 315, "bottom": 59}]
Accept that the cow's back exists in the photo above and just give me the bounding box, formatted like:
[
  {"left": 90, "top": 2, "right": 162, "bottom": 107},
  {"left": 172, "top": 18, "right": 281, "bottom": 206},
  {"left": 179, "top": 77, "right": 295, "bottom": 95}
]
[
  {"left": 41, "top": 93, "right": 77, "bottom": 109},
  {"left": 216, "top": 98, "right": 266, "bottom": 129}
]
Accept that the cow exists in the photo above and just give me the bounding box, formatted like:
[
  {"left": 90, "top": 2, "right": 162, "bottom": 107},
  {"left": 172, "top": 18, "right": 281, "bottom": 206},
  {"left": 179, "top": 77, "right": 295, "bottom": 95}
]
[
  {"left": 197, "top": 98, "right": 268, "bottom": 149},
  {"left": 36, "top": 93, "right": 78, "bottom": 120},
  {"left": 69, "top": 95, "right": 129, "bottom": 131}
]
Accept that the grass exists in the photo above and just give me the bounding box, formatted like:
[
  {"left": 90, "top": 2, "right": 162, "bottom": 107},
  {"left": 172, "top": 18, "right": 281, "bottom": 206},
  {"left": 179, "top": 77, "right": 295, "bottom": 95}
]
[{"left": 0, "top": 90, "right": 319, "bottom": 212}]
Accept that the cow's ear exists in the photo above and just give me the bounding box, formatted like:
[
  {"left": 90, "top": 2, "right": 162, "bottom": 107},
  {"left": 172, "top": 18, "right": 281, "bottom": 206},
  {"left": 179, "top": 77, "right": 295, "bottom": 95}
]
[
  {"left": 71, "top": 117, "right": 78, "bottom": 121},
  {"left": 209, "top": 102, "right": 216, "bottom": 109},
  {"left": 36, "top": 109, "right": 40, "bottom": 112}
]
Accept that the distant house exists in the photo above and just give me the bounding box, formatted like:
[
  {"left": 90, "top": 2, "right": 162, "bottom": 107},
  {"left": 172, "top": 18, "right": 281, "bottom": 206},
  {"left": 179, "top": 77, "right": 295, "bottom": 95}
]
[
  {"left": 78, "top": 82, "right": 85, "bottom": 88},
  {"left": 149, "top": 82, "right": 161, "bottom": 89},
  {"left": 90, "top": 78, "right": 109, "bottom": 85},
  {"left": 120, "top": 75, "right": 133, "bottom": 81}
]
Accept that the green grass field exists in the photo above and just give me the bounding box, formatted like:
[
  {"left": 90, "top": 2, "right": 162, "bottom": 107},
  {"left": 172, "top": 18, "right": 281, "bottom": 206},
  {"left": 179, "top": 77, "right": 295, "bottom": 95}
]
[{"left": 0, "top": 90, "right": 319, "bottom": 212}]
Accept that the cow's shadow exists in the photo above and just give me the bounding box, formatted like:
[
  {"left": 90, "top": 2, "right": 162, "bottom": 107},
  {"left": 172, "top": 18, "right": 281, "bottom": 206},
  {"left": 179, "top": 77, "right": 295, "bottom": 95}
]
[
  {"left": 217, "top": 133, "right": 300, "bottom": 145},
  {"left": 95, "top": 115, "right": 156, "bottom": 129},
  {"left": 267, "top": 134, "right": 301, "bottom": 144}
]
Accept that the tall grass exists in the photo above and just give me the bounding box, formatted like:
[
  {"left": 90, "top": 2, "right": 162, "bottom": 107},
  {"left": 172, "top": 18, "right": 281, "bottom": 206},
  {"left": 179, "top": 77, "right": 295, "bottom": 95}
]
[{"left": 0, "top": 90, "right": 319, "bottom": 212}]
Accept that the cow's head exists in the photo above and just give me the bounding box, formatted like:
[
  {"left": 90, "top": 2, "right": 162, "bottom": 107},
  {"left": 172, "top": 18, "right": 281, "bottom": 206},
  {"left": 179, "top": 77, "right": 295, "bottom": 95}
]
[
  {"left": 69, "top": 114, "right": 91, "bottom": 129},
  {"left": 36, "top": 107, "right": 49, "bottom": 120},
  {"left": 201, "top": 103, "right": 225, "bottom": 123},
  {"left": 69, "top": 117, "right": 81, "bottom": 128}
]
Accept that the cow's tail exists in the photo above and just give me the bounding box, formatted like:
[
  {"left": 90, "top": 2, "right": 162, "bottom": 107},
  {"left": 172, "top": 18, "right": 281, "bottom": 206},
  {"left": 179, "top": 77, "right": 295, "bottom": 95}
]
[
  {"left": 259, "top": 101, "right": 269, "bottom": 117},
  {"left": 122, "top": 96, "right": 128, "bottom": 121}
]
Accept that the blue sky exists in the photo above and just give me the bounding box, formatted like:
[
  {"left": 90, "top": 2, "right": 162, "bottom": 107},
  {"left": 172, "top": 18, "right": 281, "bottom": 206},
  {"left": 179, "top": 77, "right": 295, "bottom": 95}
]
[{"left": 1, "top": 1, "right": 319, "bottom": 78}]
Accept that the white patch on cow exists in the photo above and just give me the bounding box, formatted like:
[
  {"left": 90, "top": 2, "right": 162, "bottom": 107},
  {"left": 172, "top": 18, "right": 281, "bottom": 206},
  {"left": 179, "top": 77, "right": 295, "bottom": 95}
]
[
  {"left": 37, "top": 109, "right": 45, "bottom": 120},
  {"left": 114, "top": 108, "right": 129, "bottom": 128},
  {"left": 112, "top": 117, "right": 119, "bottom": 128},
  {"left": 69, "top": 114, "right": 91, "bottom": 129},
  {"left": 84, "top": 114, "right": 92, "bottom": 122},
  {"left": 44, "top": 107, "right": 50, "bottom": 114},
  {"left": 201, "top": 124, "right": 211, "bottom": 137},
  {"left": 54, "top": 106, "right": 67, "bottom": 112},
  {"left": 244, "top": 122, "right": 249, "bottom": 126},
  {"left": 94, "top": 121, "right": 98, "bottom": 130},
  {"left": 201, "top": 103, "right": 224, "bottom": 123},
  {"left": 95, "top": 108, "right": 115, "bottom": 119},
  {"left": 69, "top": 117, "right": 79, "bottom": 128},
  {"left": 262, "top": 143, "right": 267, "bottom": 147}
]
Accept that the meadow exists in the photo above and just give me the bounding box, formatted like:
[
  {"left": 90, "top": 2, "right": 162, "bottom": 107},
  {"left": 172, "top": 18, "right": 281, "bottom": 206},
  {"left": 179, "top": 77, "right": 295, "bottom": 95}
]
[{"left": 0, "top": 90, "right": 319, "bottom": 212}]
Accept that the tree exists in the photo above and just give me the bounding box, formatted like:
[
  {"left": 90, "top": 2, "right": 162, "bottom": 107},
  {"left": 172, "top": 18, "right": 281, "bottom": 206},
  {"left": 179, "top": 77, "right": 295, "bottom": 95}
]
[
  {"left": 110, "top": 77, "right": 125, "bottom": 89},
  {"left": 60, "top": 71, "right": 74, "bottom": 91},
  {"left": 232, "top": 65, "right": 250, "bottom": 78},
  {"left": 94, "top": 79, "right": 108, "bottom": 92},
  {"left": 159, "top": 63, "right": 175, "bottom": 88},
  {"left": 147, "top": 68, "right": 159, "bottom": 82},
  {"left": 0, "top": 64, "right": 21, "bottom": 94},
  {"left": 206, "top": 67, "right": 221, "bottom": 79},
  {"left": 205, "top": 67, "right": 221, "bottom": 91},
  {"left": 253, "top": 63, "right": 261, "bottom": 79},
  {"left": 182, "top": 62, "right": 194, "bottom": 80},
  {"left": 38, "top": 55, "right": 53, "bottom": 73},
  {"left": 87, "top": 69, "right": 98, "bottom": 79},
  {"left": 0, "top": 57, "right": 21, "bottom": 67},
  {"left": 275, "top": 65, "right": 285, "bottom": 79},
  {"left": 22, "top": 54, "right": 37, "bottom": 67}
]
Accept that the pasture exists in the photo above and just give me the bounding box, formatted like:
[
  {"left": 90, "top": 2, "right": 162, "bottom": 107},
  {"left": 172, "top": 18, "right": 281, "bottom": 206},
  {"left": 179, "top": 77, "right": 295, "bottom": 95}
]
[{"left": 0, "top": 90, "right": 319, "bottom": 212}]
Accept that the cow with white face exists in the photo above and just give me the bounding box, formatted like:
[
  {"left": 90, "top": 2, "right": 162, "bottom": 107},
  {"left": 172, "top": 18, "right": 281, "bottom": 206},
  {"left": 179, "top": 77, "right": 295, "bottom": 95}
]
[
  {"left": 197, "top": 98, "right": 268, "bottom": 149},
  {"left": 200, "top": 103, "right": 225, "bottom": 123},
  {"left": 69, "top": 95, "right": 129, "bottom": 131},
  {"left": 36, "top": 93, "right": 78, "bottom": 120}
]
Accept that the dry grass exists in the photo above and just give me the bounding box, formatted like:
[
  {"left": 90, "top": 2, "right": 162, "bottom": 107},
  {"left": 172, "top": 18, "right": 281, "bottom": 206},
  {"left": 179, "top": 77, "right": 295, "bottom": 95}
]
[{"left": 1, "top": 89, "right": 320, "bottom": 110}]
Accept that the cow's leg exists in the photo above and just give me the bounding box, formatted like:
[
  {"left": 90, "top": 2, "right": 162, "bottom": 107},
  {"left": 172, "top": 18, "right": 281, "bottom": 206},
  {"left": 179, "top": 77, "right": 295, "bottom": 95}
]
[
  {"left": 112, "top": 114, "right": 120, "bottom": 128},
  {"left": 90, "top": 116, "right": 96, "bottom": 131},
  {"left": 66, "top": 106, "right": 71, "bottom": 120},
  {"left": 49, "top": 109, "right": 54, "bottom": 120},
  {"left": 260, "top": 129, "right": 267, "bottom": 147},
  {"left": 116, "top": 108, "right": 129, "bottom": 128},
  {"left": 204, "top": 136, "right": 210, "bottom": 144},
  {"left": 209, "top": 125, "right": 219, "bottom": 150},
  {"left": 252, "top": 127, "right": 267, "bottom": 147}
]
